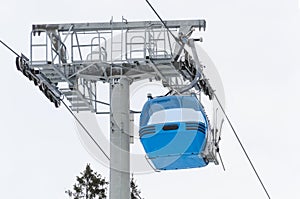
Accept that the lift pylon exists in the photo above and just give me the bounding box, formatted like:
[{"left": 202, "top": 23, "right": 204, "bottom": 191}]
[
  {"left": 13, "top": 18, "right": 214, "bottom": 199},
  {"left": 110, "top": 77, "right": 131, "bottom": 199}
]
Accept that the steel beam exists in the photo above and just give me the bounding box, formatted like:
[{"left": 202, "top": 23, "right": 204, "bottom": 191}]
[{"left": 32, "top": 20, "right": 206, "bottom": 32}]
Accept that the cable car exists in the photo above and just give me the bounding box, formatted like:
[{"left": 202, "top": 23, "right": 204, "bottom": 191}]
[{"left": 139, "top": 95, "right": 210, "bottom": 170}]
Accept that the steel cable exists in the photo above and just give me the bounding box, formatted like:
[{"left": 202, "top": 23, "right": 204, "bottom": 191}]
[{"left": 214, "top": 93, "right": 271, "bottom": 199}]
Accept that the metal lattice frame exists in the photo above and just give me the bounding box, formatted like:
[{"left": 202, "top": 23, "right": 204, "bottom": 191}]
[{"left": 28, "top": 19, "right": 206, "bottom": 111}]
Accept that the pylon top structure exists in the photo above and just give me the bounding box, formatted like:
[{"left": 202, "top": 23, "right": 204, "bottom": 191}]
[{"left": 20, "top": 19, "right": 207, "bottom": 112}]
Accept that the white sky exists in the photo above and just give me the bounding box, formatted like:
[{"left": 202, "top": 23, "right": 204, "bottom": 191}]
[{"left": 0, "top": 0, "right": 300, "bottom": 198}]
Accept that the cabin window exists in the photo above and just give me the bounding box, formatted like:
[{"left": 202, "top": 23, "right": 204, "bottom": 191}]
[{"left": 148, "top": 108, "right": 205, "bottom": 125}]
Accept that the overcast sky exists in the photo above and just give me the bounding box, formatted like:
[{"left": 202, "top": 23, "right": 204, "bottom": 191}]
[{"left": 1, "top": 0, "right": 300, "bottom": 199}]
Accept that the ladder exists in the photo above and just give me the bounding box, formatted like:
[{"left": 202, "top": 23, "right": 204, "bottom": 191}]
[
  {"left": 30, "top": 30, "right": 49, "bottom": 65},
  {"left": 110, "top": 17, "right": 126, "bottom": 63},
  {"left": 60, "top": 88, "right": 94, "bottom": 112},
  {"left": 148, "top": 27, "right": 172, "bottom": 59}
]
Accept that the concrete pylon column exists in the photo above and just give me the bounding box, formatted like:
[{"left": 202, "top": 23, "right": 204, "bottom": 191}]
[{"left": 109, "top": 77, "right": 130, "bottom": 199}]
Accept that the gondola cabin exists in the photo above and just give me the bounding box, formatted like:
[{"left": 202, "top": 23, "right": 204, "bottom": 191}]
[{"left": 139, "top": 95, "right": 209, "bottom": 170}]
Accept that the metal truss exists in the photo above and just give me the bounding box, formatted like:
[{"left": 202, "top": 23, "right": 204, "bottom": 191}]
[{"left": 25, "top": 19, "right": 206, "bottom": 112}]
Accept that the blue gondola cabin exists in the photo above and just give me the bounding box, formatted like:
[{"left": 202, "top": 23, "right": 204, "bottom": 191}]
[{"left": 139, "top": 95, "right": 210, "bottom": 170}]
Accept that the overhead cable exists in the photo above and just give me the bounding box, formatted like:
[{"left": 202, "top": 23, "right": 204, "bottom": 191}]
[{"left": 214, "top": 93, "right": 271, "bottom": 199}]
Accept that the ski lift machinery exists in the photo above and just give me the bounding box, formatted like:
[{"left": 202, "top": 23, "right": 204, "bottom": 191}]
[{"left": 13, "top": 2, "right": 225, "bottom": 171}]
